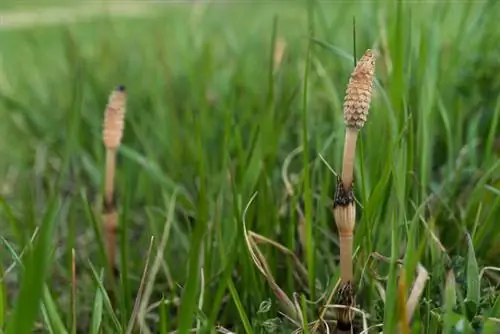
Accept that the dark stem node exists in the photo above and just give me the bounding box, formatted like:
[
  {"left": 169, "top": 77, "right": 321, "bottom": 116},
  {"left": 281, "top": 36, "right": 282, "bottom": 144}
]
[
  {"left": 334, "top": 175, "right": 355, "bottom": 208},
  {"left": 102, "top": 194, "right": 117, "bottom": 214},
  {"left": 334, "top": 281, "right": 356, "bottom": 331}
]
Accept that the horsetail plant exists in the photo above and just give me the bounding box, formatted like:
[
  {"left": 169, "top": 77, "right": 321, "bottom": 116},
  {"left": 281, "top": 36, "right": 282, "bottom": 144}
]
[
  {"left": 333, "top": 49, "right": 376, "bottom": 331},
  {"left": 102, "top": 85, "right": 127, "bottom": 273}
]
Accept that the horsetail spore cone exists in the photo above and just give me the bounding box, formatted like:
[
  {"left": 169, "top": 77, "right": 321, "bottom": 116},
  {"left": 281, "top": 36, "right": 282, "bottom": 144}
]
[
  {"left": 343, "top": 49, "right": 376, "bottom": 130},
  {"left": 103, "top": 85, "right": 126, "bottom": 150},
  {"left": 102, "top": 85, "right": 127, "bottom": 271},
  {"left": 333, "top": 49, "right": 376, "bottom": 330},
  {"left": 341, "top": 49, "right": 376, "bottom": 187}
]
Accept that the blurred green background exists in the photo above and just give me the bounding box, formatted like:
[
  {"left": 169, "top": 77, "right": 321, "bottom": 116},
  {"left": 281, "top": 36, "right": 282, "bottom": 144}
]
[{"left": 1, "top": 1, "right": 500, "bottom": 333}]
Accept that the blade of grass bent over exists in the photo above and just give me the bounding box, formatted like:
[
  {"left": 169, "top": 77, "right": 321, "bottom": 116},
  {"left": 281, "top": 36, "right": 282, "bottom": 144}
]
[{"left": 90, "top": 269, "right": 105, "bottom": 334}]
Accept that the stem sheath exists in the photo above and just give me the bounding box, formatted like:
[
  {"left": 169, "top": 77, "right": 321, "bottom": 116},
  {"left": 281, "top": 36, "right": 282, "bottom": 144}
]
[{"left": 341, "top": 128, "right": 359, "bottom": 187}]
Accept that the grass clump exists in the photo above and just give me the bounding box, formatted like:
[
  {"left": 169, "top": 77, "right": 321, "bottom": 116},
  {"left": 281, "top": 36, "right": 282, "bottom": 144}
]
[{"left": 0, "top": 1, "right": 500, "bottom": 333}]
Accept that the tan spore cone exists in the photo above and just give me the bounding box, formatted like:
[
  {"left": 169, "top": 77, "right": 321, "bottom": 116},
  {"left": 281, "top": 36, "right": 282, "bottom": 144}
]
[
  {"left": 343, "top": 49, "right": 377, "bottom": 130},
  {"left": 341, "top": 49, "right": 377, "bottom": 189},
  {"left": 103, "top": 85, "right": 127, "bottom": 151}
]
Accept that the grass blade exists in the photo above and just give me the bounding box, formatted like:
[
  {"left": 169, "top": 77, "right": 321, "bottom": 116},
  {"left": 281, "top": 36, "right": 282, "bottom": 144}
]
[
  {"left": 465, "top": 233, "right": 480, "bottom": 320},
  {"left": 227, "top": 277, "right": 254, "bottom": 334},
  {"left": 42, "top": 286, "right": 68, "bottom": 334},
  {"left": 88, "top": 261, "right": 123, "bottom": 333},
  {"left": 90, "top": 269, "right": 105, "bottom": 334},
  {"left": 5, "top": 198, "right": 61, "bottom": 334},
  {"left": 0, "top": 262, "right": 4, "bottom": 328}
]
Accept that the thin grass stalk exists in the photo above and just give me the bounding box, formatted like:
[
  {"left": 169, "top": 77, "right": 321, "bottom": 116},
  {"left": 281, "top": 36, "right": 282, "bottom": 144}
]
[
  {"left": 102, "top": 85, "right": 127, "bottom": 273},
  {"left": 71, "top": 248, "right": 76, "bottom": 334},
  {"left": 333, "top": 49, "right": 376, "bottom": 330}
]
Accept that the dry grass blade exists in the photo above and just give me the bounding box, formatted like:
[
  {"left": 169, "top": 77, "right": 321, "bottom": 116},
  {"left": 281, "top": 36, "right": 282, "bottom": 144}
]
[
  {"left": 479, "top": 266, "right": 500, "bottom": 283},
  {"left": 250, "top": 237, "right": 300, "bottom": 322},
  {"left": 101, "top": 85, "right": 127, "bottom": 272},
  {"left": 137, "top": 191, "right": 178, "bottom": 334},
  {"left": 249, "top": 231, "right": 309, "bottom": 287},
  {"left": 359, "top": 323, "right": 384, "bottom": 334},
  {"left": 281, "top": 145, "right": 307, "bottom": 255},
  {"left": 310, "top": 278, "right": 340, "bottom": 333},
  {"left": 405, "top": 263, "right": 428, "bottom": 323},
  {"left": 370, "top": 252, "right": 429, "bottom": 329},
  {"left": 215, "top": 325, "right": 237, "bottom": 334},
  {"left": 242, "top": 192, "right": 302, "bottom": 323},
  {"left": 125, "top": 236, "right": 155, "bottom": 334}
]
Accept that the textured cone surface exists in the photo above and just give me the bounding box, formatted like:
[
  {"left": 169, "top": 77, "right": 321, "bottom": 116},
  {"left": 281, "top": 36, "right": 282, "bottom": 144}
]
[
  {"left": 103, "top": 88, "right": 127, "bottom": 149},
  {"left": 343, "top": 49, "right": 376, "bottom": 129}
]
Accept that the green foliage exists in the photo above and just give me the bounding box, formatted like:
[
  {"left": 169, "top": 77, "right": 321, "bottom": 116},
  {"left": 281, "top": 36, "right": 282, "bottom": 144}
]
[{"left": 0, "top": 1, "right": 500, "bottom": 333}]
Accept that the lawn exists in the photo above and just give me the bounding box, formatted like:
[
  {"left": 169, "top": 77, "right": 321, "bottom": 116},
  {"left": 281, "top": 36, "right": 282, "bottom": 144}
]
[{"left": 1, "top": 1, "right": 500, "bottom": 333}]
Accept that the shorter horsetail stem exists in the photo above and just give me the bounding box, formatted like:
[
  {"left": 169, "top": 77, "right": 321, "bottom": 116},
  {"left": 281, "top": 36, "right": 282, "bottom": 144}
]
[{"left": 101, "top": 85, "right": 126, "bottom": 271}]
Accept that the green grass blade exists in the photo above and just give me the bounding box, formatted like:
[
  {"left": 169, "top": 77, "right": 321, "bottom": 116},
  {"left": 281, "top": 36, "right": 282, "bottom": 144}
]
[
  {"left": 177, "top": 104, "right": 209, "bottom": 332},
  {"left": 42, "top": 286, "right": 68, "bottom": 334},
  {"left": 0, "top": 262, "right": 4, "bottom": 328},
  {"left": 443, "top": 270, "right": 457, "bottom": 333},
  {"left": 88, "top": 262, "right": 123, "bottom": 333},
  {"left": 5, "top": 198, "right": 61, "bottom": 334},
  {"left": 464, "top": 233, "right": 480, "bottom": 319},
  {"left": 227, "top": 277, "right": 254, "bottom": 334},
  {"left": 0, "top": 196, "right": 24, "bottom": 246},
  {"left": 490, "top": 294, "right": 500, "bottom": 317},
  {"left": 302, "top": 0, "right": 316, "bottom": 299},
  {"left": 90, "top": 269, "right": 105, "bottom": 334}
]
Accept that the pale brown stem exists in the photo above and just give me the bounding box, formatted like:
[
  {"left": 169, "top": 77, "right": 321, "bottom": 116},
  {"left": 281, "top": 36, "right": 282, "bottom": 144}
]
[
  {"left": 104, "top": 148, "right": 117, "bottom": 205},
  {"left": 103, "top": 210, "right": 118, "bottom": 270},
  {"left": 341, "top": 128, "right": 359, "bottom": 187},
  {"left": 339, "top": 232, "right": 353, "bottom": 282}
]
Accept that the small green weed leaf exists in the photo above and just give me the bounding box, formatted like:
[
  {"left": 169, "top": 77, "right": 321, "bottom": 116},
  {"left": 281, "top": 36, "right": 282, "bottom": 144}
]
[
  {"left": 463, "top": 300, "right": 477, "bottom": 322},
  {"left": 489, "top": 295, "right": 500, "bottom": 317},
  {"left": 257, "top": 299, "right": 272, "bottom": 314},
  {"left": 464, "top": 233, "right": 480, "bottom": 319},
  {"left": 261, "top": 318, "right": 281, "bottom": 333}
]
